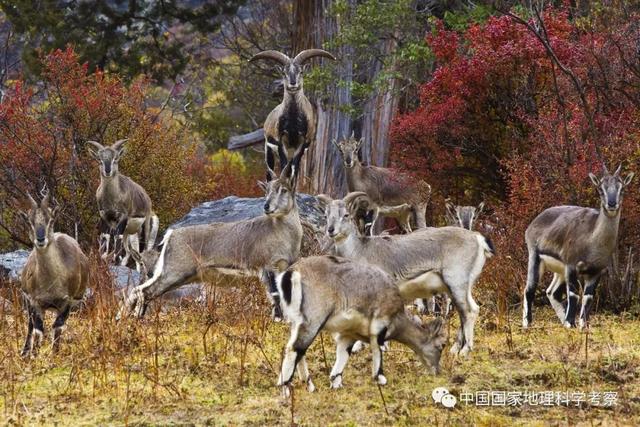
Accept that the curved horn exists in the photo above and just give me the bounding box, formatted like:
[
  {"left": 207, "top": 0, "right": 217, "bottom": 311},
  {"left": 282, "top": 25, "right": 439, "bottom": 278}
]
[
  {"left": 343, "top": 191, "right": 369, "bottom": 207},
  {"left": 86, "top": 140, "right": 104, "bottom": 151},
  {"left": 26, "top": 193, "right": 38, "bottom": 210},
  {"left": 316, "top": 194, "right": 333, "bottom": 207},
  {"left": 602, "top": 161, "right": 609, "bottom": 175},
  {"left": 293, "top": 49, "right": 336, "bottom": 65},
  {"left": 112, "top": 138, "right": 128, "bottom": 151},
  {"left": 249, "top": 50, "right": 291, "bottom": 65}
]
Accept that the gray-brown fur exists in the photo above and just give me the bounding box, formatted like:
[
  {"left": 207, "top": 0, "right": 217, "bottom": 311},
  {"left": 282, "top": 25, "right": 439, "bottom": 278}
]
[
  {"left": 333, "top": 135, "right": 430, "bottom": 232},
  {"left": 445, "top": 201, "right": 485, "bottom": 231},
  {"left": 118, "top": 166, "right": 303, "bottom": 319},
  {"left": 275, "top": 256, "right": 447, "bottom": 390},
  {"left": 522, "top": 166, "right": 634, "bottom": 329},
  {"left": 250, "top": 49, "right": 336, "bottom": 178},
  {"left": 87, "top": 139, "right": 159, "bottom": 268},
  {"left": 323, "top": 193, "right": 494, "bottom": 357},
  {"left": 421, "top": 200, "right": 484, "bottom": 316},
  {"left": 19, "top": 192, "right": 88, "bottom": 356}
]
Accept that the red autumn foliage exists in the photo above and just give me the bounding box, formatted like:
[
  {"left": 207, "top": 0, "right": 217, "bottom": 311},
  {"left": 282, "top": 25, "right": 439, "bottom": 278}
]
[
  {"left": 0, "top": 48, "right": 258, "bottom": 251},
  {"left": 391, "top": 7, "right": 640, "bottom": 310}
]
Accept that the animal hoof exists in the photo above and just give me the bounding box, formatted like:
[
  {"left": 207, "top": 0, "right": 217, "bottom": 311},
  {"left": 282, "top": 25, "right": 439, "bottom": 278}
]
[
  {"left": 380, "top": 342, "right": 390, "bottom": 352},
  {"left": 522, "top": 318, "right": 530, "bottom": 329},
  {"left": 330, "top": 374, "right": 343, "bottom": 389},
  {"left": 449, "top": 343, "right": 460, "bottom": 355},
  {"left": 307, "top": 379, "right": 316, "bottom": 393},
  {"left": 376, "top": 374, "right": 387, "bottom": 386},
  {"left": 563, "top": 321, "right": 575, "bottom": 329},
  {"left": 351, "top": 341, "right": 364, "bottom": 353},
  {"left": 458, "top": 346, "right": 471, "bottom": 358}
]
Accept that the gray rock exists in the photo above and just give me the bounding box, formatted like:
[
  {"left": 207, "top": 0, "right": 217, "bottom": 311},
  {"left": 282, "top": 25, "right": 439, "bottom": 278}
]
[
  {"left": 170, "top": 194, "right": 326, "bottom": 232},
  {"left": 0, "top": 249, "right": 29, "bottom": 281}
]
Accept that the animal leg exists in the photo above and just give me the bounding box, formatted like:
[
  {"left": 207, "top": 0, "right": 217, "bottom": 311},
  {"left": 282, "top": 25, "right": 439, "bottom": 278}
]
[
  {"left": 261, "top": 269, "right": 282, "bottom": 321},
  {"left": 448, "top": 288, "right": 469, "bottom": 356},
  {"left": 369, "top": 327, "right": 387, "bottom": 385},
  {"left": 460, "top": 285, "right": 480, "bottom": 356},
  {"left": 265, "top": 139, "right": 278, "bottom": 180},
  {"left": 563, "top": 266, "right": 579, "bottom": 328},
  {"left": 296, "top": 356, "right": 315, "bottom": 392},
  {"left": 52, "top": 305, "right": 71, "bottom": 353},
  {"left": 579, "top": 273, "right": 601, "bottom": 330},
  {"left": 21, "top": 304, "right": 35, "bottom": 357},
  {"left": 127, "top": 233, "right": 142, "bottom": 271},
  {"left": 25, "top": 306, "right": 44, "bottom": 357},
  {"left": 545, "top": 273, "right": 567, "bottom": 323},
  {"left": 522, "top": 249, "right": 542, "bottom": 328},
  {"left": 330, "top": 335, "right": 356, "bottom": 389},
  {"left": 278, "top": 322, "right": 322, "bottom": 389}
]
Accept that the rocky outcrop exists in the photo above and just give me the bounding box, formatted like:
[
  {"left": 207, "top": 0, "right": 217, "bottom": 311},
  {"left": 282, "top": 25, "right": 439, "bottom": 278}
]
[{"left": 170, "top": 194, "right": 326, "bottom": 232}]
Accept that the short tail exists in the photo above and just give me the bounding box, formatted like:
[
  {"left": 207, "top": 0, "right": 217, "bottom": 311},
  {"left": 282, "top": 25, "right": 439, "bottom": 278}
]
[{"left": 477, "top": 234, "right": 495, "bottom": 258}]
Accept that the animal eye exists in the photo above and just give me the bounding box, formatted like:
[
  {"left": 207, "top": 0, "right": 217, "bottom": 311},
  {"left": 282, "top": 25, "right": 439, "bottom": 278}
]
[{"left": 343, "top": 213, "right": 349, "bottom": 218}]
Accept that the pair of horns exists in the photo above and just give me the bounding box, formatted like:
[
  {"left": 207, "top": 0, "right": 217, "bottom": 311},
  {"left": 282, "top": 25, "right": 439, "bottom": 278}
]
[
  {"left": 86, "top": 138, "right": 128, "bottom": 151},
  {"left": 250, "top": 49, "right": 336, "bottom": 65}
]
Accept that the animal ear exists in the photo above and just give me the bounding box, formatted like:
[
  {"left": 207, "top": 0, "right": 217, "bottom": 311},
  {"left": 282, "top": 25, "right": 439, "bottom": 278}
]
[
  {"left": 302, "top": 63, "right": 311, "bottom": 73},
  {"left": 357, "top": 137, "right": 364, "bottom": 148},
  {"left": 257, "top": 180, "right": 268, "bottom": 192},
  {"left": 623, "top": 172, "right": 635, "bottom": 186},
  {"left": 18, "top": 210, "right": 30, "bottom": 224},
  {"left": 477, "top": 202, "right": 485, "bottom": 215},
  {"left": 588, "top": 172, "right": 600, "bottom": 187},
  {"left": 86, "top": 140, "right": 103, "bottom": 159},
  {"left": 445, "top": 200, "right": 455, "bottom": 214},
  {"left": 331, "top": 139, "right": 340, "bottom": 149},
  {"left": 51, "top": 204, "right": 61, "bottom": 219},
  {"left": 113, "top": 138, "right": 128, "bottom": 152}
]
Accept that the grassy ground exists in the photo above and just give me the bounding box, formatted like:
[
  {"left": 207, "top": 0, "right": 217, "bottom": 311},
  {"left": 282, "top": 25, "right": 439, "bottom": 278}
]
[{"left": 1, "top": 283, "right": 639, "bottom": 426}]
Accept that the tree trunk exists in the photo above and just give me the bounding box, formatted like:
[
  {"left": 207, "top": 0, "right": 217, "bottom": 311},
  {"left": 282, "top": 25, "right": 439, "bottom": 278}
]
[{"left": 292, "top": 0, "right": 399, "bottom": 197}]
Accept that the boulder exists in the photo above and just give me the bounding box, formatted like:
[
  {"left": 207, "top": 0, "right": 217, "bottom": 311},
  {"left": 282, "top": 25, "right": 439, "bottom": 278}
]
[
  {"left": 0, "top": 249, "right": 29, "bottom": 282},
  {"left": 170, "top": 194, "right": 326, "bottom": 232}
]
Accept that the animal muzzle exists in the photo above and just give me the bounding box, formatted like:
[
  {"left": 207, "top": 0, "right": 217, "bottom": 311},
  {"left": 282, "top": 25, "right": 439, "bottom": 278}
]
[
  {"left": 264, "top": 203, "right": 274, "bottom": 215},
  {"left": 35, "top": 228, "right": 47, "bottom": 247}
]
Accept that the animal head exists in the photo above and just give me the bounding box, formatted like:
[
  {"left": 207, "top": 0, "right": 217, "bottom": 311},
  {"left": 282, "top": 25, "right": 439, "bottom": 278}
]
[
  {"left": 259, "top": 164, "right": 298, "bottom": 217},
  {"left": 415, "top": 317, "right": 448, "bottom": 375},
  {"left": 332, "top": 133, "right": 363, "bottom": 168},
  {"left": 445, "top": 200, "right": 485, "bottom": 231},
  {"left": 589, "top": 164, "right": 634, "bottom": 216},
  {"left": 318, "top": 192, "right": 371, "bottom": 241},
  {"left": 86, "top": 139, "right": 128, "bottom": 178},
  {"left": 20, "top": 191, "right": 59, "bottom": 250},
  {"left": 250, "top": 49, "right": 336, "bottom": 93}
]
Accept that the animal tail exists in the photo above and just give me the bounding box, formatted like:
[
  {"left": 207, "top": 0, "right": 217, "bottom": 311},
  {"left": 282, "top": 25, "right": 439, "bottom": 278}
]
[{"left": 476, "top": 233, "right": 496, "bottom": 258}]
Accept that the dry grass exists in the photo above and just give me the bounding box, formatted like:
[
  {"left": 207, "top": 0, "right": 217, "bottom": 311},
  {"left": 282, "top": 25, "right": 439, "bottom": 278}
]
[{"left": 1, "top": 277, "right": 639, "bottom": 426}]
